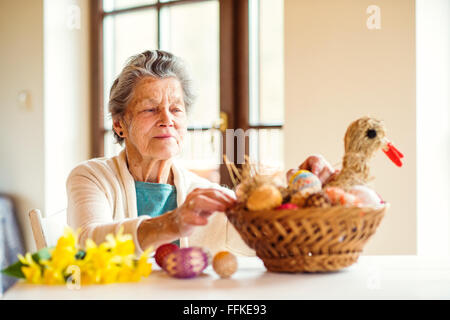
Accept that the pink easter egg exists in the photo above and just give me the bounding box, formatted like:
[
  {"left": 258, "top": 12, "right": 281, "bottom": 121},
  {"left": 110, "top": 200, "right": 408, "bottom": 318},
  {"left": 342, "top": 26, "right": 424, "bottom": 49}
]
[
  {"left": 348, "top": 185, "right": 383, "bottom": 207},
  {"left": 163, "top": 247, "right": 209, "bottom": 279}
]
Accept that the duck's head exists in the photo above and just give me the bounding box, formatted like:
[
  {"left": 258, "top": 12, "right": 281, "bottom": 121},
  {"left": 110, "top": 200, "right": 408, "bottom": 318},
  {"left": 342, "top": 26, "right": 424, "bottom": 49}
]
[{"left": 344, "top": 117, "right": 403, "bottom": 167}]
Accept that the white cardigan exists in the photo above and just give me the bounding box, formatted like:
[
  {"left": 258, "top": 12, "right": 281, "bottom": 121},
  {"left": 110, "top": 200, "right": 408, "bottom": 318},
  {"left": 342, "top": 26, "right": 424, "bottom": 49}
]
[{"left": 66, "top": 150, "right": 255, "bottom": 256}]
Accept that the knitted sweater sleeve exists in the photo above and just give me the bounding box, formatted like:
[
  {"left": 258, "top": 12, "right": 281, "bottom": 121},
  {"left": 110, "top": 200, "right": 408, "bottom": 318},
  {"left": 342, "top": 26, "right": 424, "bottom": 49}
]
[{"left": 66, "top": 163, "right": 148, "bottom": 254}]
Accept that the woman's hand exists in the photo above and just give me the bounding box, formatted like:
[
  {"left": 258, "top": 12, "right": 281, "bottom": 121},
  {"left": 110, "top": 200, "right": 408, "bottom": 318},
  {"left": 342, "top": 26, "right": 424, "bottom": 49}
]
[
  {"left": 174, "top": 188, "right": 236, "bottom": 237},
  {"left": 286, "top": 155, "right": 338, "bottom": 185},
  {"left": 137, "top": 187, "right": 236, "bottom": 250}
]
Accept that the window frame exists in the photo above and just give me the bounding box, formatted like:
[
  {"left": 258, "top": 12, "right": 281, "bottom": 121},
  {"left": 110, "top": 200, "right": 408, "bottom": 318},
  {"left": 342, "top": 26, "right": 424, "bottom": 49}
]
[{"left": 90, "top": 0, "right": 283, "bottom": 187}]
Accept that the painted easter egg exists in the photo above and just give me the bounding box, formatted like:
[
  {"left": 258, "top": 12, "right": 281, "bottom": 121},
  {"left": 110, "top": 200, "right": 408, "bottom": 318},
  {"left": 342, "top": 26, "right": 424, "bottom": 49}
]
[
  {"left": 290, "top": 188, "right": 322, "bottom": 208},
  {"left": 324, "top": 187, "right": 360, "bottom": 206},
  {"left": 276, "top": 203, "right": 299, "bottom": 210},
  {"left": 289, "top": 170, "right": 322, "bottom": 194},
  {"left": 246, "top": 184, "right": 283, "bottom": 211},
  {"left": 155, "top": 243, "right": 179, "bottom": 268},
  {"left": 164, "top": 247, "right": 209, "bottom": 279},
  {"left": 348, "top": 185, "right": 383, "bottom": 207},
  {"left": 212, "top": 251, "right": 238, "bottom": 278},
  {"left": 303, "top": 191, "right": 332, "bottom": 208}
]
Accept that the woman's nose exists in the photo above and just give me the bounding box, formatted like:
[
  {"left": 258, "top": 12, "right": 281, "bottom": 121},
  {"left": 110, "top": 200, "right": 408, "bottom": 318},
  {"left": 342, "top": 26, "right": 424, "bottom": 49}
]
[{"left": 158, "top": 108, "right": 174, "bottom": 127}]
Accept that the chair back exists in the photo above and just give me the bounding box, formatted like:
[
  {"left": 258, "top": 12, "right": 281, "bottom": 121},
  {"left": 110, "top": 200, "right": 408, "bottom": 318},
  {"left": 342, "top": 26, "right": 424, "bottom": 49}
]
[{"left": 29, "top": 208, "right": 67, "bottom": 250}]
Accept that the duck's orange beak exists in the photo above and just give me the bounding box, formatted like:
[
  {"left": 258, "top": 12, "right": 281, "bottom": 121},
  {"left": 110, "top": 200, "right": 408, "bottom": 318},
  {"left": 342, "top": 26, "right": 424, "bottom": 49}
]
[{"left": 382, "top": 138, "right": 404, "bottom": 167}]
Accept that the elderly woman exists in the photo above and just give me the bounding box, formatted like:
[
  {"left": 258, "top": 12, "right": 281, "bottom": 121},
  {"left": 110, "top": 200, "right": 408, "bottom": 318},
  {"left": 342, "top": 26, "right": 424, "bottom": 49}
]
[{"left": 67, "top": 50, "right": 335, "bottom": 256}]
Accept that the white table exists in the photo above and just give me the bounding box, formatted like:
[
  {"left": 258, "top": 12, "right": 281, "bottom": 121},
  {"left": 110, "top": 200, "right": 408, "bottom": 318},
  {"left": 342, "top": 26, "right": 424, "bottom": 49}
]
[{"left": 3, "top": 255, "right": 450, "bottom": 300}]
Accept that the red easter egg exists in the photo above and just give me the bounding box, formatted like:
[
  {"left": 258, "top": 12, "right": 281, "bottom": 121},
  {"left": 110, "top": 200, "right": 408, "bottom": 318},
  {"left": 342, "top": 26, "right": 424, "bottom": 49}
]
[
  {"left": 276, "top": 203, "right": 299, "bottom": 210},
  {"left": 155, "top": 243, "right": 179, "bottom": 268}
]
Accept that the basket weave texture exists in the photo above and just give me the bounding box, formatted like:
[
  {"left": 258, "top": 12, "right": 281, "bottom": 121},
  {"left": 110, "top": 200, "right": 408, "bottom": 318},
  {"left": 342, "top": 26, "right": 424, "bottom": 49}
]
[{"left": 226, "top": 204, "right": 387, "bottom": 272}]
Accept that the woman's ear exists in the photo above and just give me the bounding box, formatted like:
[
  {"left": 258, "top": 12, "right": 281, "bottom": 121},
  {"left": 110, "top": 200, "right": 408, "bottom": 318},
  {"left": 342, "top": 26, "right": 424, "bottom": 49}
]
[{"left": 112, "top": 117, "right": 126, "bottom": 138}]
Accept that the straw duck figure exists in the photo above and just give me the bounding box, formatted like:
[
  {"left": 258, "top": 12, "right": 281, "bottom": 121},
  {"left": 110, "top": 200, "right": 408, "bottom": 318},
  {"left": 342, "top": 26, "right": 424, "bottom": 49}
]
[{"left": 325, "top": 116, "right": 403, "bottom": 191}]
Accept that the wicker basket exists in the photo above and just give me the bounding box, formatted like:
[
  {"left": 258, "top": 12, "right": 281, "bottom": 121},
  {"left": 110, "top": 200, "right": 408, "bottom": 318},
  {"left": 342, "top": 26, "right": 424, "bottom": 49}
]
[{"left": 225, "top": 204, "right": 387, "bottom": 272}]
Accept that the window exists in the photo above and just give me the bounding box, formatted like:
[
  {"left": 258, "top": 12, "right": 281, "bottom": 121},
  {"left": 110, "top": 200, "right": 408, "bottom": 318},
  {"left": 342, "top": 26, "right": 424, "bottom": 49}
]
[
  {"left": 248, "top": 0, "right": 284, "bottom": 171},
  {"left": 91, "top": 0, "right": 284, "bottom": 185}
]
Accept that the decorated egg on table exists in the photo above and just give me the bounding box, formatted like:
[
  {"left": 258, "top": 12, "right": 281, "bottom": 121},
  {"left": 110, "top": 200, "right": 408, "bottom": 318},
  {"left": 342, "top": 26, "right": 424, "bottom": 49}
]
[
  {"left": 348, "top": 185, "right": 383, "bottom": 207},
  {"left": 324, "top": 187, "right": 360, "bottom": 206},
  {"left": 164, "top": 247, "right": 209, "bottom": 279},
  {"left": 289, "top": 170, "right": 322, "bottom": 194},
  {"left": 212, "top": 251, "right": 238, "bottom": 278},
  {"left": 246, "top": 184, "right": 283, "bottom": 211},
  {"left": 155, "top": 243, "right": 179, "bottom": 268}
]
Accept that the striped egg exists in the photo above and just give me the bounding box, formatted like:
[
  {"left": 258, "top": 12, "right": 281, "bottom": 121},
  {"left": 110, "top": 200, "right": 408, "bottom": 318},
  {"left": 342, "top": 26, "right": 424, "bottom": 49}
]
[
  {"left": 163, "top": 247, "right": 209, "bottom": 279},
  {"left": 289, "top": 170, "right": 322, "bottom": 193}
]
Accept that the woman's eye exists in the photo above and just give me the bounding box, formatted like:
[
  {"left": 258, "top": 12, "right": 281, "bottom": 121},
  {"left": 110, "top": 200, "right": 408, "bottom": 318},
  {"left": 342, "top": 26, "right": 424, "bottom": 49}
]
[{"left": 145, "top": 108, "right": 157, "bottom": 113}]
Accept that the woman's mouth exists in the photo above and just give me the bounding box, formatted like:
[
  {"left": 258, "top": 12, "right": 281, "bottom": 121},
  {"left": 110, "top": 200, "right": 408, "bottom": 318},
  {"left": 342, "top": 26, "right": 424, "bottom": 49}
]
[{"left": 153, "top": 135, "right": 173, "bottom": 139}]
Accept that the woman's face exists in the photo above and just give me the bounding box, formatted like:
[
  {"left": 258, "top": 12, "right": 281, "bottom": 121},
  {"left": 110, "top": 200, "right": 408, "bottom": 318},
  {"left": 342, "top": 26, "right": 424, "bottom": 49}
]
[{"left": 118, "top": 76, "right": 188, "bottom": 160}]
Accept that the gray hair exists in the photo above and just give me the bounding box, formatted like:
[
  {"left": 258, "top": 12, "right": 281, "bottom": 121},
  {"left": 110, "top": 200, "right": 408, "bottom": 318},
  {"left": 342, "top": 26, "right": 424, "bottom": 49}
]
[{"left": 108, "top": 50, "right": 196, "bottom": 145}]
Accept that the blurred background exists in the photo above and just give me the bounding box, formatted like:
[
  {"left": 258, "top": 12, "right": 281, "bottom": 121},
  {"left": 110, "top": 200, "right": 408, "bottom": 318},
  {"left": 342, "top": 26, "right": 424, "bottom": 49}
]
[{"left": 0, "top": 0, "right": 448, "bottom": 263}]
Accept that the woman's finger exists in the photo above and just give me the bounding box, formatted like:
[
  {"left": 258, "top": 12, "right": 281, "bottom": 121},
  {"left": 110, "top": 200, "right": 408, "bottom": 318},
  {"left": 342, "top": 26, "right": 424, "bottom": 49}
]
[
  {"left": 310, "top": 161, "right": 324, "bottom": 176},
  {"left": 318, "top": 166, "right": 333, "bottom": 184},
  {"left": 300, "top": 156, "right": 323, "bottom": 176},
  {"left": 286, "top": 169, "right": 297, "bottom": 182},
  {"left": 324, "top": 170, "right": 340, "bottom": 184},
  {"left": 181, "top": 211, "right": 209, "bottom": 226},
  {"left": 199, "top": 188, "right": 236, "bottom": 202},
  {"left": 188, "top": 188, "right": 236, "bottom": 206},
  {"left": 186, "top": 194, "right": 227, "bottom": 213}
]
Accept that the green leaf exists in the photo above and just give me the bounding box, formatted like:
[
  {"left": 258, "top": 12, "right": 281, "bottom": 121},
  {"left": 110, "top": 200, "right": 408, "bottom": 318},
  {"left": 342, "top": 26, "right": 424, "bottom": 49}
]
[
  {"left": 1, "top": 247, "right": 53, "bottom": 279},
  {"left": 1, "top": 260, "right": 25, "bottom": 279},
  {"left": 32, "top": 247, "right": 52, "bottom": 262},
  {"left": 75, "top": 249, "right": 86, "bottom": 260}
]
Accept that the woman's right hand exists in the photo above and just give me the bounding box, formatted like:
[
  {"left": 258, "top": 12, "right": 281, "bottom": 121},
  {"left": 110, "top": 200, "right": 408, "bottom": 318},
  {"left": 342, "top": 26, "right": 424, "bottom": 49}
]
[
  {"left": 174, "top": 188, "right": 236, "bottom": 237},
  {"left": 137, "top": 187, "right": 236, "bottom": 251}
]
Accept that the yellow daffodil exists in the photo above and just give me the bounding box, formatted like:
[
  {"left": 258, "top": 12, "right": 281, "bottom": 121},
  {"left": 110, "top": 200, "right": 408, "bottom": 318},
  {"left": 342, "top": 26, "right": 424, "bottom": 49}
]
[
  {"left": 15, "top": 227, "right": 152, "bottom": 285},
  {"left": 43, "top": 267, "right": 65, "bottom": 285},
  {"left": 136, "top": 248, "right": 153, "bottom": 278},
  {"left": 105, "top": 226, "right": 135, "bottom": 257},
  {"left": 117, "top": 265, "right": 139, "bottom": 282},
  {"left": 18, "top": 253, "right": 43, "bottom": 284},
  {"left": 47, "top": 227, "right": 78, "bottom": 271}
]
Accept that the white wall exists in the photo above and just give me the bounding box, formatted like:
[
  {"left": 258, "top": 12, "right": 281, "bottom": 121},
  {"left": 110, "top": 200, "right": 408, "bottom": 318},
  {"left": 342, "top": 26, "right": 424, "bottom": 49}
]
[
  {"left": 44, "top": 0, "right": 91, "bottom": 216},
  {"left": 0, "top": 0, "right": 45, "bottom": 251},
  {"left": 416, "top": 0, "right": 450, "bottom": 256},
  {"left": 0, "top": 0, "right": 91, "bottom": 252},
  {"left": 284, "top": 0, "right": 416, "bottom": 254}
]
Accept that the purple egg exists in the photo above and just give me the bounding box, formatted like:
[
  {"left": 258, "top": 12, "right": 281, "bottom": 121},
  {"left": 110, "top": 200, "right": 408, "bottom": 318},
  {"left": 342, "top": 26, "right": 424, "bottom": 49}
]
[{"left": 163, "top": 247, "right": 209, "bottom": 279}]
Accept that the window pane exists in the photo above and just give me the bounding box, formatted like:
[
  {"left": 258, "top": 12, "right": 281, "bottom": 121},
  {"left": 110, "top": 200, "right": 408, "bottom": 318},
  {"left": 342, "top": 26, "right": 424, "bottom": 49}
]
[
  {"left": 103, "top": 0, "right": 157, "bottom": 12},
  {"left": 249, "top": 128, "right": 284, "bottom": 172},
  {"left": 249, "top": 0, "right": 284, "bottom": 126},
  {"left": 177, "top": 129, "right": 221, "bottom": 182},
  {"left": 160, "top": 1, "right": 220, "bottom": 128},
  {"left": 103, "top": 9, "right": 158, "bottom": 130}
]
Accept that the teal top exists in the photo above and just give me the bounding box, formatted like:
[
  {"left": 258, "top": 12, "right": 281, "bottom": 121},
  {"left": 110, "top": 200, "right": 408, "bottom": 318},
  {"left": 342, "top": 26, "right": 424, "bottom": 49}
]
[{"left": 135, "top": 181, "right": 179, "bottom": 246}]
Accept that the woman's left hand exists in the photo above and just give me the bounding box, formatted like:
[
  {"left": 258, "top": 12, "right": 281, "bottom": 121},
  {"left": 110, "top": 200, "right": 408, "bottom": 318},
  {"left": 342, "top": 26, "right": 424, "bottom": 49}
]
[{"left": 286, "top": 154, "right": 337, "bottom": 185}]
